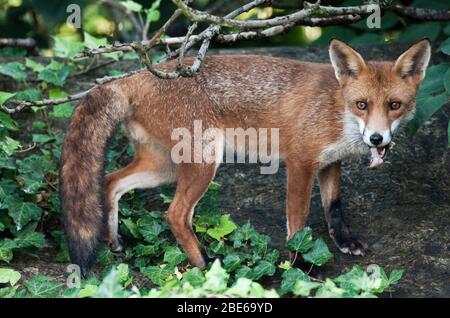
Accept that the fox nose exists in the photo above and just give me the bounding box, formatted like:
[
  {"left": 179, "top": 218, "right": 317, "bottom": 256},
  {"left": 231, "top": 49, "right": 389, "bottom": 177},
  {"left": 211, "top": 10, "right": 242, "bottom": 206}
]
[{"left": 369, "top": 133, "right": 383, "bottom": 146}]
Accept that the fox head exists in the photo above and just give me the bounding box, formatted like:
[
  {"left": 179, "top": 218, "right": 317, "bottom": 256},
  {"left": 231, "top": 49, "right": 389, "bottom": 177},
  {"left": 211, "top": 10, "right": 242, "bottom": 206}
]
[{"left": 329, "top": 38, "right": 431, "bottom": 153}]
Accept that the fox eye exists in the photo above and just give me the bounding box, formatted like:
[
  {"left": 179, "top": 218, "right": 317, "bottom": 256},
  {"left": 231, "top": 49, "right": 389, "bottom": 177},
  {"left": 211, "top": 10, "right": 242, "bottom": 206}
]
[
  {"left": 356, "top": 101, "right": 368, "bottom": 110},
  {"left": 389, "top": 101, "right": 401, "bottom": 110}
]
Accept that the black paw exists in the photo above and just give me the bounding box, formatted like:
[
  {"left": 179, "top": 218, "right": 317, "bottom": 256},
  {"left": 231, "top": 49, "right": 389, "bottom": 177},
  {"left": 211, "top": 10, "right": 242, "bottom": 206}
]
[
  {"left": 201, "top": 249, "right": 223, "bottom": 265},
  {"left": 332, "top": 233, "right": 368, "bottom": 256},
  {"left": 109, "top": 235, "right": 125, "bottom": 252}
]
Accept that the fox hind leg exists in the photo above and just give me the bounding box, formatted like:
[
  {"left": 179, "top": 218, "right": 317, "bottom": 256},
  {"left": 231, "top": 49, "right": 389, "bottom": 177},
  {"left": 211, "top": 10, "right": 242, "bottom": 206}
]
[
  {"left": 167, "top": 162, "right": 218, "bottom": 268},
  {"left": 104, "top": 145, "right": 177, "bottom": 251}
]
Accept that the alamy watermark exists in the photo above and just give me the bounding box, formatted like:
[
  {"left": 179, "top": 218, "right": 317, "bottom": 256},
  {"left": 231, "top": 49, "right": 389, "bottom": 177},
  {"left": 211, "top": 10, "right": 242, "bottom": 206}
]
[{"left": 171, "top": 120, "right": 280, "bottom": 174}]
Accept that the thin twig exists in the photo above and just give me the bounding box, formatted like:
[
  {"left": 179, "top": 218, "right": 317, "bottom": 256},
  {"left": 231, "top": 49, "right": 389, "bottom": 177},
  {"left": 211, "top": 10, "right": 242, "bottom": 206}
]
[
  {"left": 0, "top": 38, "right": 36, "bottom": 49},
  {"left": 101, "top": 0, "right": 143, "bottom": 36}
]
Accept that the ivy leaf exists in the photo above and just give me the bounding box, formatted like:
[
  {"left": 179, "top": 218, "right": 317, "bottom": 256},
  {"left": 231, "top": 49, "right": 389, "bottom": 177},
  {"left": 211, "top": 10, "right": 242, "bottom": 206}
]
[
  {"left": 0, "top": 62, "right": 26, "bottom": 81},
  {"left": 37, "top": 60, "right": 73, "bottom": 87},
  {"left": 182, "top": 267, "right": 205, "bottom": 287},
  {"left": 0, "top": 91, "right": 15, "bottom": 106},
  {"left": 223, "top": 253, "right": 242, "bottom": 272},
  {"left": 163, "top": 246, "right": 187, "bottom": 266},
  {"left": 1, "top": 136, "right": 20, "bottom": 156},
  {"left": 141, "top": 265, "right": 174, "bottom": 286},
  {"left": 16, "top": 155, "right": 53, "bottom": 194},
  {"left": 206, "top": 214, "right": 237, "bottom": 241},
  {"left": 0, "top": 239, "right": 17, "bottom": 263},
  {"left": 286, "top": 227, "right": 314, "bottom": 253},
  {"left": 53, "top": 36, "right": 84, "bottom": 59},
  {"left": 25, "top": 58, "right": 45, "bottom": 72},
  {"left": 250, "top": 260, "right": 276, "bottom": 280},
  {"left": 14, "top": 231, "right": 47, "bottom": 249},
  {"left": 14, "top": 89, "right": 41, "bottom": 104},
  {"left": 25, "top": 275, "right": 64, "bottom": 298},
  {"left": 48, "top": 88, "right": 73, "bottom": 118},
  {"left": 203, "top": 260, "right": 229, "bottom": 293},
  {"left": 444, "top": 68, "right": 450, "bottom": 93},
  {"left": 279, "top": 268, "right": 310, "bottom": 296},
  {"left": 4, "top": 196, "right": 42, "bottom": 231},
  {"left": 409, "top": 91, "right": 449, "bottom": 134},
  {"left": 122, "top": 218, "right": 141, "bottom": 239},
  {"left": 83, "top": 32, "right": 107, "bottom": 49},
  {"left": 0, "top": 268, "right": 21, "bottom": 286},
  {"left": 121, "top": 0, "right": 143, "bottom": 12},
  {"left": 302, "top": 239, "right": 333, "bottom": 266},
  {"left": 292, "top": 280, "right": 321, "bottom": 297},
  {"left": 138, "top": 216, "right": 165, "bottom": 243},
  {"left": 0, "top": 111, "right": 17, "bottom": 130},
  {"left": 388, "top": 269, "right": 404, "bottom": 285},
  {"left": 438, "top": 37, "right": 450, "bottom": 55}
]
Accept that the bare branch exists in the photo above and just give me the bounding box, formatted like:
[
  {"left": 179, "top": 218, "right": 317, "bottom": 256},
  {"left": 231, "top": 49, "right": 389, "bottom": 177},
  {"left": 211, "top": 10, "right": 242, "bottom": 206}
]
[
  {"left": 172, "top": 0, "right": 374, "bottom": 29},
  {"left": 0, "top": 38, "right": 36, "bottom": 49},
  {"left": 391, "top": 4, "right": 450, "bottom": 21},
  {"left": 1, "top": 90, "right": 93, "bottom": 114}
]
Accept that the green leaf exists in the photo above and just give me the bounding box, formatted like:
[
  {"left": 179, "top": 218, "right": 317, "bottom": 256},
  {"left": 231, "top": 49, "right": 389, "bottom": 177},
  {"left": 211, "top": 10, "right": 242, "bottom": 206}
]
[
  {"left": 16, "top": 155, "right": 54, "bottom": 194},
  {"left": 280, "top": 268, "right": 310, "bottom": 295},
  {"left": 292, "top": 280, "right": 321, "bottom": 297},
  {"left": 0, "top": 62, "right": 26, "bottom": 81},
  {"left": 388, "top": 269, "right": 404, "bottom": 285},
  {"left": 83, "top": 32, "right": 108, "bottom": 49},
  {"left": 438, "top": 37, "right": 450, "bottom": 55},
  {"left": 286, "top": 227, "right": 314, "bottom": 253},
  {"left": 206, "top": 214, "right": 237, "bottom": 241},
  {"left": 0, "top": 268, "right": 21, "bottom": 286},
  {"left": 53, "top": 36, "right": 84, "bottom": 59},
  {"left": 398, "top": 22, "right": 441, "bottom": 43},
  {"left": 138, "top": 216, "right": 165, "bottom": 243},
  {"left": 203, "top": 260, "right": 229, "bottom": 292},
  {"left": 444, "top": 68, "right": 450, "bottom": 93},
  {"left": 14, "top": 231, "right": 47, "bottom": 249},
  {"left": 223, "top": 253, "right": 242, "bottom": 272},
  {"left": 146, "top": 9, "right": 160, "bottom": 23},
  {"left": 78, "top": 284, "right": 98, "bottom": 298},
  {"left": 315, "top": 278, "right": 346, "bottom": 298},
  {"left": 32, "top": 134, "right": 54, "bottom": 143},
  {"left": 163, "top": 246, "right": 187, "bottom": 266},
  {"left": 0, "top": 111, "right": 17, "bottom": 130},
  {"left": 448, "top": 120, "right": 450, "bottom": 147},
  {"left": 37, "top": 60, "right": 72, "bottom": 87},
  {"left": 141, "top": 265, "right": 174, "bottom": 286},
  {"left": 25, "top": 275, "right": 63, "bottom": 298},
  {"left": 0, "top": 91, "right": 15, "bottom": 106},
  {"left": 122, "top": 218, "right": 141, "bottom": 239},
  {"left": 409, "top": 91, "right": 449, "bottom": 134},
  {"left": 182, "top": 267, "right": 205, "bottom": 287},
  {"left": 0, "top": 136, "right": 20, "bottom": 156},
  {"left": 250, "top": 260, "right": 276, "bottom": 280},
  {"left": 121, "top": 0, "right": 143, "bottom": 12},
  {"left": 48, "top": 88, "right": 73, "bottom": 117},
  {"left": 302, "top": 239, "right": 333, "bottom": 266},
  {"left": 0, "top": 239, "right": 16, "bottom": 263},
  {"left": 4, "top": 197, "right": 42, "bottom": 231},
  {"left": 25, "top": 58, "right": 45, "bottom": 72}
]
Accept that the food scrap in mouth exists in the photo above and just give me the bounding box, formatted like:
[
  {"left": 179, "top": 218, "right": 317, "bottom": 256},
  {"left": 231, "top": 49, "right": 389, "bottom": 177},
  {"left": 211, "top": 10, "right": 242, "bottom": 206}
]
[{"left": 369, "top": 146, "right": 387, "bottom": 169}]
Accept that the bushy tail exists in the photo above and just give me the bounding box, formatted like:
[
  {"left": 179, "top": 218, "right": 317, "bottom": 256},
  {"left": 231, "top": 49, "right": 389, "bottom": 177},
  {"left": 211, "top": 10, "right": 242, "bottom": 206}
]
[{"left": 59, "top": 86, "right": 129, "bottom": 276}]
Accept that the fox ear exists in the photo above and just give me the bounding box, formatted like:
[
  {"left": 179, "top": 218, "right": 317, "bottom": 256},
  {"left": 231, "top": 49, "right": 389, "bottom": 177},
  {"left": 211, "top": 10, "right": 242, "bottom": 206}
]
[
  {"left": 329, "top": 39, "right": 367, "bottom": 85},
  {"left": 394, "top": 39, "right": 431, "bottom": 82}
]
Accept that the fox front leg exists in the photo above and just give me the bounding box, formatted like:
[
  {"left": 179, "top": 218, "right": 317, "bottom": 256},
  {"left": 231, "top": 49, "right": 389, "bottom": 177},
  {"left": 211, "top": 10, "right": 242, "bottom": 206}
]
[{"left": 318, "top": 162, "right": 368, "bottom": 256}]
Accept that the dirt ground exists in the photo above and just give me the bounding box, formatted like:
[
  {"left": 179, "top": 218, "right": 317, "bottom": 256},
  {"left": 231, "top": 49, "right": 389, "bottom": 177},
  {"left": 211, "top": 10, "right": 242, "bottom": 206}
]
[{"left": 2, "top": 44, "right": 449, "bottom": 297}]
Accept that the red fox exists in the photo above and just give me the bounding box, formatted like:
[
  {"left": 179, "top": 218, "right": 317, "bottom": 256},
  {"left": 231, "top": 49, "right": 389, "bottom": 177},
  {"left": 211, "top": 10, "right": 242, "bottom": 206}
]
[{"left": 60, "top": 39, "right": 431, "bottom": 275}]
